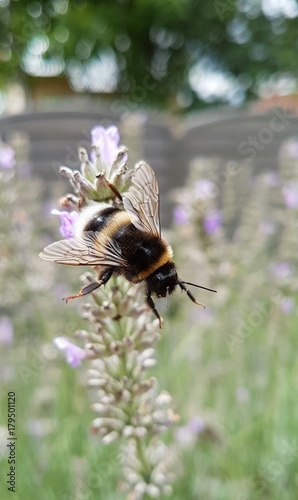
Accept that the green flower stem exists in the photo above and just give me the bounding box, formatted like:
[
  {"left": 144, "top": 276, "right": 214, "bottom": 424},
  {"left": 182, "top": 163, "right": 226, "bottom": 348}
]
[{"left": 136, "top": 437, "right": 152, "bottom": 484}]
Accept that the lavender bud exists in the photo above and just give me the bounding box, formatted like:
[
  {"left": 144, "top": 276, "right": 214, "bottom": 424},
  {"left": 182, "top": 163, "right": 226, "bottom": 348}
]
[{"left": 73, "top": 171, "right": 97, "bottom": 198}]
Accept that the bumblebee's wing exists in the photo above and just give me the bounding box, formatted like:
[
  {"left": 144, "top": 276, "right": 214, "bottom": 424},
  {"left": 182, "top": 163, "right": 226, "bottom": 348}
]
[
  {"left": 123, "top": 162, "right": 161, "bottom": 237},
  {"left": 39, "top": 231, "right": 128, "bottom": 267}
]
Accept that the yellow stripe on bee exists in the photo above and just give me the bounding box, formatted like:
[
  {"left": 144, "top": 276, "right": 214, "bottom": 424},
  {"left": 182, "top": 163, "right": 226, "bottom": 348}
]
[
  {"left": 137, "top": 244, "right": 173, "bottom": 280},
  {"left": 99, "top": 211, "right": 132, "bottom": 239}
]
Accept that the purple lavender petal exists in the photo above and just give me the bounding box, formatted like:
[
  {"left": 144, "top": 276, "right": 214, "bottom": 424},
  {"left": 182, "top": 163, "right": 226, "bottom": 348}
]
[
  {"left": 51, "top": 209, "right": 79, "bottom": 239},
  {"left": 0, "top": 316, "right": 13, "bottom": 344},
  {"left": 53, "top": 337, "right": 86, "bottom": 368},
  {"left": 280, "top": 297, "right": 295, "bottom": 314},
  {"left": 173, "top": 206, "right": 189, "bottom": 225},
  {"left": 91, "top": 125, "right": 120, "bottom": 166},
  {"left": 282, "top": 183, "right": 298, "bottom": 209},
  {"left": 174, "top": 415, "right": 206, "bottom": 447},
  {"left": 0, "top": 144, "right": 16, "bottom": 169},
  {"left": 188, "top": 416, "right": 205, "bottom": 434},
  {"left": 270, "top": 262, "right": 291, "bottom": 280},
  {"left": 203, "top": 210, "right": 221, "bottom": 234}
]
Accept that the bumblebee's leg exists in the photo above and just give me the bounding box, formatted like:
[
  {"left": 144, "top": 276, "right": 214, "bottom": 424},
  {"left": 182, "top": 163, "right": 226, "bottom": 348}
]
[
  {"left": 63, "top": 268, "right": 114, "bottom": 303},
  {"left": 96, "top": 173, "right": 123, "bottom": 202},
  {"left": 179, "top": 282, "right": 206, "bottom": 308},
  {"left": 146, "top": 293, "right": 163, "bottom": 329},
  {"left": 63, "top": 281, "right": 101, "bottom": 302}
]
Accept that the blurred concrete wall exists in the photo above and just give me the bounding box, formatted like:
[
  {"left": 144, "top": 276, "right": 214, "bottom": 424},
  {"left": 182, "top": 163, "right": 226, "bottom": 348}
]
[{"left": 1, "top": 108, "right": 297, "bottom": 226}]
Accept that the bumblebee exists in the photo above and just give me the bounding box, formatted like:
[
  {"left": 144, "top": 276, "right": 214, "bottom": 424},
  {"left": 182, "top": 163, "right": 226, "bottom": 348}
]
[{"left": 40, "top": 162, "right": 216, "bottom": 327}]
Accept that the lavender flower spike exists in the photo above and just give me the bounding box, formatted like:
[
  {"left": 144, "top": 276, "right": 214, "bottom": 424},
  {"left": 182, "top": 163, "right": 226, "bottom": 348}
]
[{"left": 44, "top": 126, "right": 177, "bottom": 498}]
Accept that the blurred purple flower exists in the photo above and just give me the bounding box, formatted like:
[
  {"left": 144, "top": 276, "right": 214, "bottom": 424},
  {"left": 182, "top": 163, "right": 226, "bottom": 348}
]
[
  {"left": 263, "top": 171, "right": 279, "bottom": 187},
  {"left": 282, "top": 183, "right": 298, "bottom": 209},
  {"left": 0, "top": 144, "right": 15, "bottom": 169},
  {"left": 91, "top": 125, "right": 120, "bottom": 166},
  {"left": 188, "top": 416, "right": 205, "bottom": 434},
  {"left": 173, "top": 206, "right": 189, "bottom": 225},
  {"left": 203, "top": 210, "right": 221, "bottom": 234},
  {"left": 51, "top": 209, "right": 78, "bottom": 239},
  {"left": 280, "top": 297, "right": 295, "bottom": 314},
  {"left": 174, "top": 425, "right": 194, "bottom": 447},
  {"left": 195, "top": 179, "right": 216, "bottom": 200},
  {"left": 0, "top": 316, "right": 13, "bottom": 344},
  {"left": 53, "top": 337, "right": 86, "bottom": 367},
  {"left": 270, "top": 262, "right": 291, "bottom": 280},
  {"left": 174, "top": 415, "right": 206, "bottom": 447}
]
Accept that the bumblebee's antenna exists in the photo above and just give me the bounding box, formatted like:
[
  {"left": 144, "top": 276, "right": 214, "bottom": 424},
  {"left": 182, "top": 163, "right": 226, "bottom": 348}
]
[{"left": 180, "top": 281, "right": 217, "bottom": 293}]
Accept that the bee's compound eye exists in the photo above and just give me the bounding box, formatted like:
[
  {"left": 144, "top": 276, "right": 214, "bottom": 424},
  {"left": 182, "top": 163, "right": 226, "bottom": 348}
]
[
  {"left": 149, "top": 273, "right": 163, "bottom": 295},
  {"left": 152, "top": 274, "right": 161, "bottom": 286}
]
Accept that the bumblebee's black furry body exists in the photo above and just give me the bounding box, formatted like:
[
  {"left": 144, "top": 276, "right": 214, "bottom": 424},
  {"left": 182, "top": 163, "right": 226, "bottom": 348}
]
[{"left": 84, "top": 207, "right": 178, "bottom": 295}]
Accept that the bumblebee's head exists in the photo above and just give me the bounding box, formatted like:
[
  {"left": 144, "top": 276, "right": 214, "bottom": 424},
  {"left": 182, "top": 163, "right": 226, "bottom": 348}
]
[{"left": 146, "top": 263, "right": 178, "bottom": 298}]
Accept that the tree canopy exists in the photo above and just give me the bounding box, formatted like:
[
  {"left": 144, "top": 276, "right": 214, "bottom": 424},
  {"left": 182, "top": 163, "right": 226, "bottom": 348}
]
[{"left": 1, "top": 0, "right": 298, "bottom": 112}]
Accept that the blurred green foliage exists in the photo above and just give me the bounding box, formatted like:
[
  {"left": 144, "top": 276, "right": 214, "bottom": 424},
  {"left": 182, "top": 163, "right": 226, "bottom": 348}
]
[{"left": 1, "top": 0, "right": 298, "bottom": 111}]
